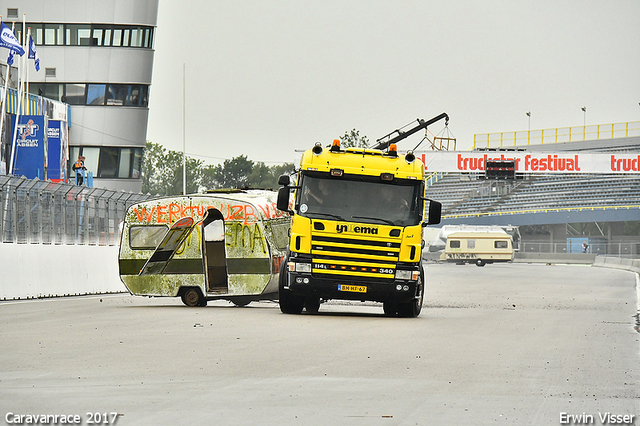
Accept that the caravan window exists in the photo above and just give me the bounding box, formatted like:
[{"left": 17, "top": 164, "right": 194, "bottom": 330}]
[
  {"left": 450, "top": 240, "right": 460, "bottom": 248},
  {"left": 130, "top": 225, "right": 167, "bottom": 250},
  {"left": 495, "top": 240, "right": 509, "bottom": 249},
  {"left": 467, "top": 240, "right": 476, "bottom": 249}
]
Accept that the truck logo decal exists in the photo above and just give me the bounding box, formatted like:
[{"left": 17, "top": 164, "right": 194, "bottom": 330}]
[{"left": 336, "top": 224, "right": 379, "bottom": 235}]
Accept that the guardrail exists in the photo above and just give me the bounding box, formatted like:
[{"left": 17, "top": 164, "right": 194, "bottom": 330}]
[
  {"left": 0, "top": 175, "right": 152, "bottom": 245},
  {"left": 474, "top": 121, "right": 640, "bottom": 149},
  {"left": 519, "top": 241, "right": 639, "bottom": 257}
]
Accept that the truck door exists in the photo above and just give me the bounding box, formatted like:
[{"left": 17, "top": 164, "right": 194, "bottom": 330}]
[{"left": 202, "top": 208, "right": 228, "bottom": 293}]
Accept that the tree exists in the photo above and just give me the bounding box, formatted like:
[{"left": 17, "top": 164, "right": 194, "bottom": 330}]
[
  {"left": 247, "top": 161, "right": 296, "bottom": 189},
  {"left": 339, "top": 129, "right": 369, "bottom": 148},
  {"left": 141, "top": 141, "right": 203, "bottom": 196},
  {"left": 206, "top": 155, "right": 254, "bottom": 189},
  {"left": 143, "top": 141, "right": 296, "bottom": 194}
]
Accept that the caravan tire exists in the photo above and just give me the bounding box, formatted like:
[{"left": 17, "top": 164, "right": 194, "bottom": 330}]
[{"left": 181, "top": 287, "right": 206, "bottom": 307}]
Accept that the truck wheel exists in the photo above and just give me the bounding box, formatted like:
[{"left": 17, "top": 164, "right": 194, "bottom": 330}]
[
  {"left": 397, "top": 270, "right": 424, "bottom": 318},
  {"left": 278, "top": 258, "right": 304, "bottom": 314},
  {"left": 475, "top": 259, "right": 486, "bottom": 267},
  {"left": 305, "top": 297, "right": 320, "bottom": 314},
  {"left": 181, "top": 287, "right": 206, "bottom": 307},
  {"left": 383, "top": 301, "right": 397, "bottom": 316}
]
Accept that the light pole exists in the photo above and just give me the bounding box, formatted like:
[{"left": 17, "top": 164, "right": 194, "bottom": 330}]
[
  {"left": 526, "top": 111, "right": 531, "bottom": 131},
  {"left": 581, "top": 107, "right": 586, "bottom": 127}
]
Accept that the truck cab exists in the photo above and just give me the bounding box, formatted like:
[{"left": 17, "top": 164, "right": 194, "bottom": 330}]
[{"left": 277, "top": 139, "right": 442, "bottom": 317}]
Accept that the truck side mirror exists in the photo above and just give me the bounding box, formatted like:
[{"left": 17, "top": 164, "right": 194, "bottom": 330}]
[
  {"left": 424, "top": 200, "right": 442, "bottom": 226},
  {"left": 277, "top": 186, "right": 291, "bottom": 213},
  {"left": 278, "top": 174, "right": 291, "bottom": 186}
]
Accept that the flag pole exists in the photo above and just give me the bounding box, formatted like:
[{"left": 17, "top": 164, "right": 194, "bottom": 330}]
[
  {"left": 25, "top": 27, "right": 30, "bottom": 115},
  {"left": 21, "top": 13, "right": 26, "bottom": 115},
  {"left": 182, "top": 62, "right": 186, "bottom": 195},
  {"left": 0, "top": 16, "right": 11, "bottom": 159},
  {"left": 9, "top": 27, "right": 25, "bottom": 175}
]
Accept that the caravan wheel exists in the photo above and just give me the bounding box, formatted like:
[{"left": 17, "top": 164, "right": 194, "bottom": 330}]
[{"left": 181, "top": 288, "right": 206, "bottom": 307}]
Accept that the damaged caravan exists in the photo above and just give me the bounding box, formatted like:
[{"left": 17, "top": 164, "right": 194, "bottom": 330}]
[{"left": 118, "top": 190, "right": 290, "bottom": 306}]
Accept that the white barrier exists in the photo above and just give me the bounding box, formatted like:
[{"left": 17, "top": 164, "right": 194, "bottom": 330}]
[
  {"left": 593, "top": 256, "right": 640, "bottom": 274},
  {"left": 0, "top": 243, "right": 125, "bottom": 300}
]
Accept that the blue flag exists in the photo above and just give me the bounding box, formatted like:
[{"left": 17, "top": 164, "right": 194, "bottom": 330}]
[
  {"left": 7, "top": 50, "right": 14, "bottom": 66},
  {"left": 0, "top": 22, "right": 25, "bottom": 56},
  {"left": 28, "top": 35, "right": 39, "bottom": 71}
]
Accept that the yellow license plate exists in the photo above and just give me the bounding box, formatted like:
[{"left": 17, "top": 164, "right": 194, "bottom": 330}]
[{"left": 338, "top": 284, "right": 367, "bottom": 293}]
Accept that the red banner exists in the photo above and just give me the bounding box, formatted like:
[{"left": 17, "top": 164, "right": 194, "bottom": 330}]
[{"left": 418, "top": 152, "right": 640, "bottom": 174}]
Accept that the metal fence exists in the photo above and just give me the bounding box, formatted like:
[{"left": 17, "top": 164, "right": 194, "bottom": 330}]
[
  {"left": 0, "top": 175, "right": 152, "bottom": 245},
  {"left": 520, "top": 241, "right": 640, "bottom": 258},
  {"left": 473, "top": 120, "right": 640, "bottom": 149}
]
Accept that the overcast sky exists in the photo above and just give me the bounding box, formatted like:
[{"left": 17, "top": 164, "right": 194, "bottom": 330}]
[{"left": 146, "top": 0, "right": 640, "bottom": 166}]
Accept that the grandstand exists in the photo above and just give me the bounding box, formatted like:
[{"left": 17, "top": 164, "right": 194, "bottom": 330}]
[{"left": 426, "top": 134, "right": 640, "bottom": 257}]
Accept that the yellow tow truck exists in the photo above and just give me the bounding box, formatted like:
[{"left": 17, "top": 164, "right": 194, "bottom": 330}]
[{"left": 276, "top": 113, "right": 447, "bottom": 317}]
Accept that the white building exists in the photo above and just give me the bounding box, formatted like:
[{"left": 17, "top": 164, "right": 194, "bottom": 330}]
[{"left": 2, "top": 0, "right": 158, "bottom": 192}]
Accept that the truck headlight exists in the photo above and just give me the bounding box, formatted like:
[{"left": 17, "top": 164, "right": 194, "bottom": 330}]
[
  {"left": 395, "top": 270, "right": 412, "bottom": 280},
  {"left": 290, "top": 262, "right": 311, "bottom": 273}
]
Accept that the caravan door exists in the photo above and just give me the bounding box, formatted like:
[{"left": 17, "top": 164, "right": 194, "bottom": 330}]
[{"left": 202, "top": 208, "right": 229, "bottom": 293}]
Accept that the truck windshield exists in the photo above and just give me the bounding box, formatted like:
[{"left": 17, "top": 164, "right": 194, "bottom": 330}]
[{"left": 297, "top": 175, "right": 422, "bottom": 226}]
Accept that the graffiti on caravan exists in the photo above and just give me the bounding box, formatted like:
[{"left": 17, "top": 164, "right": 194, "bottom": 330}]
[{"left": 132, "top": 201, "right": 285, "bottom": 224}]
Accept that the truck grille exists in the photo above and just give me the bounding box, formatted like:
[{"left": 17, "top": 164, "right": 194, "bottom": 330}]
[{"left": 310, "top": 234, "right": 400, "bottom": 280}]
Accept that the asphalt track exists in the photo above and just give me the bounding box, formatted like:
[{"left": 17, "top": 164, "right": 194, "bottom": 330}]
[{"left": 1, "top": 263, "right": 639, "bottom": 425}]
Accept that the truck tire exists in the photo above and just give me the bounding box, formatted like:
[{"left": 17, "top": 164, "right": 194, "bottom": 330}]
[
  {"left": 397, "top": 269, "right": 424, "bottom": 318},
  {"left": 305, "top": 297, "right": 321, "bottom": 314},
  {"left": 278, "top": 258, "right": 304, "bottom": 314},
  {"left": 181, "top": 287, "right": 206, "bottom": 307},
  {"left": 475, "top": 259, "right": 486, "bottom": 267},
  {"left": 383, "top": 301, "right": 398, "bottom": 316}
]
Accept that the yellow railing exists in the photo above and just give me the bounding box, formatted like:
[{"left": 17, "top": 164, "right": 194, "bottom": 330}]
[
  {"left": 473, "top": 121, "right": 640, "bottom": 149},
  {"left": 443, "top": 204, "right": 640, "bottom": 220},
  {"left": 425, "top": 171, "right": 444, "bottom": 188}
]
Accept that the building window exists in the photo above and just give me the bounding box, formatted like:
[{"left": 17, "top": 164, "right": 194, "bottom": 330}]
[
  {"left": 106, "top": 85, "right": 128, "bottom": 106},
  {"left": 86, "top": 84, "right": 106, "bottom": 105},
  {"left": 119, "top": 148, "right": 142, "bottom": 178},
  {"left": 98, "top": 147, "right": 119, "bottom": 178},
  {"left": 33, "top": 25, "right": 44, "bottom": 45},
  {"left": 103, "top": 28, "right": 112, "bottom": 47},
  {"left": 20, "top": 23, "right": 154, "bottom": 48},
  {"left": 43, "top": 84, "right": 63, "bottom": 102},
  {"left": 71, "top": 146, "right": 144, "bottom": 179},
  {"left": 130, "top": 28, "right": 144, "bottom": 47},
  {"left": 65, "top": 84, "right": 86, "bottom": 105},
  {"left": 66, "top": 24, "right": 93, "bottom": 46},
  {"left": 28, "top": 83, "right": 149, "bottom": 108},
  {"left": 44, "top": 23, "right": 64, "bottom": 46}
]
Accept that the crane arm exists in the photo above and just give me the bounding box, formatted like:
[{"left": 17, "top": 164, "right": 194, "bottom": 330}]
[{"left": 372, "top": 112, "right": 449, "bottom": 151}]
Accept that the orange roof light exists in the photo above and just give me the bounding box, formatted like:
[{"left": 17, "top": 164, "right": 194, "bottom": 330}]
[
  {"left": 388, "top": 143, "right": 398, "bottom": 157},
  {"left": 330, "top": 139, "right": 341, "bottom": 152}
]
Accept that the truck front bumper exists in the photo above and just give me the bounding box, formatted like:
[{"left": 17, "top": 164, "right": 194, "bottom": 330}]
[{"left": 284, "top": 272, "right": 420, "bottom": 304}]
